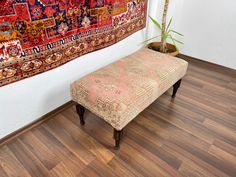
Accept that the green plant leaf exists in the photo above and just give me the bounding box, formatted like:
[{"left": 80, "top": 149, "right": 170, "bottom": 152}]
[
  {"left": 162, "top": 32, "right": 169, "bottom": 41},
  {"left": 149, "top": 15, "right": 162, "bottom": 30},
  {"left": 162, "top": 30, "right": 170, "bottom": 41},
  {"left": 166, "top": 18, "right": 173, "bottom": 32},
  {"left": 170, "top": 35, "right": 179, "bottom": 52},
  {"left": 171, "top": 30, "right": 184, "bottom": 36},
  {"left": 166, "top": 29, "right": 171, "bottom": 36},
  {"left": 172, "top": 37, "right": 184, "bottom": 45},
  {"left": 142, "top": 35, "right": 161, "bottom": 44}
]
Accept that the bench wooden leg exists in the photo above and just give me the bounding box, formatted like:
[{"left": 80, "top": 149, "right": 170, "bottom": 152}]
[
  {"left": 76, "top": 104, "right": 85, "bottom": 125},
  {"left": 172, "top": 79, "right": 182, "bottom": 98},
  {"left": 113, "top": 129, "right": 122, "bottom": 150}
]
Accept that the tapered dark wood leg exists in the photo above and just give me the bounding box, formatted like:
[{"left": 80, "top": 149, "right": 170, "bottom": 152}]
[
  {"left": 76, "top": 104, "right": 85, "bottom": 125},
  {"left": 172, "top": 79, "right": 182, "bottom": 98},
  {"left": 113, "top": 129, "right": 122, "bottom": 150}
]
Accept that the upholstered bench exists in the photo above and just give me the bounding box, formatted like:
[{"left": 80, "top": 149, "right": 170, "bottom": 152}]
[{"left": 70, "top": 48, "right": 188, "bottom": 149}]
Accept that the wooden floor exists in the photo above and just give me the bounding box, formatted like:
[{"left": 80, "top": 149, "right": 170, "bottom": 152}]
[{"left": 0, "top": 58, "right": 236, "bottom": 177}]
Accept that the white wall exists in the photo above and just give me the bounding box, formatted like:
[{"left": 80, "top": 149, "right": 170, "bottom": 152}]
[
  {"left": 171, "top": 0, "right": 236, "bottom": 69},
  {"left": 0, "top": 1, "right": 158, "bottom": 139}
]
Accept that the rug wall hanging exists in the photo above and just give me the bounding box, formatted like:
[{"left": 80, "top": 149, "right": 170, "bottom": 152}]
[{"left": 0, "top": 0, "right": 148, "bottom": 87}]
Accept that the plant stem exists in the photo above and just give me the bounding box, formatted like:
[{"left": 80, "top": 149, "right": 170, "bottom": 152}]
[{"left": 160, "top": 0, "right": 169, "bottom": 53}]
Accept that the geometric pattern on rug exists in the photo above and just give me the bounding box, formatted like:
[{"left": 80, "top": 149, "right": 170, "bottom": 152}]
[{"left": 0, "top": 0, "right": 148, "bottom": 87}]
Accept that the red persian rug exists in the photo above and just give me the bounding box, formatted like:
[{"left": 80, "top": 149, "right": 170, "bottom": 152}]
[{"left": 0, "top": 0, "right": 147, "bottom": 87}]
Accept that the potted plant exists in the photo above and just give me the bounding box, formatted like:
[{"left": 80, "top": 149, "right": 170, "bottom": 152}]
[{"left": 144, "top": 0, "right": 184, "bottom": 56}]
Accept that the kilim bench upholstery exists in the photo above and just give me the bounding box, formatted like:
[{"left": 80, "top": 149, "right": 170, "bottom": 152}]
[{"left": 70, "top": 48, "right": 188, "bottom": 149}]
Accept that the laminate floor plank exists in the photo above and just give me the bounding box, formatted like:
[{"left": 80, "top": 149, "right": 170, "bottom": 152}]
[
  {"left": 208, "top": 145, "right": 236, "bottom": 166},
  {"left": 55, "top": 115, "right": 115, "bottom": 164},
  {"left": 7, "top": 139, "right": 50, "bottom": 177},
  {"left": 50, "top": 162, "right": 76, "bottom": 177},
  {"left": 213, "top": 139, "right": 236, "bottom": 157},
  {"left": 162, "top": 143, "right": 229, "bottom": 177},
  {"left": 107, "top": 157, "right": 143, "bottom": 177},
  {"left": 32, "top": 126, "right": 87, "bottom": 176},
  {"left": 0, "top": 165, "right": 8, "bottom": 177},
  {"left": 179, "top": 162, "right": 216, "bottom": 177},
  {"left": 78, "top": 165, "right": 101, "bottom": 177},
  {"left": 44, "top": 116, "right": 96, "bottom": 165},
  {"left": 0, "top": 146, "right": 32, "bottom": 177},
  {"left": 167, "top": 94, "right": 236, "bottom": 131},
  {"left": 19, "top": 131, "right": 60, "bottom": 170},
  {"left": 125, "top": 134, "right": 183, "bottom": 177},
  {"left": 169, "top": 138, "right": 236, "bottom": 177}
]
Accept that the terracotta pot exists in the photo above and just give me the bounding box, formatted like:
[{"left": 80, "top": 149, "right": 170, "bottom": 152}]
[{"left": 147, "top": 42, "right": 179, "bottom": 57}]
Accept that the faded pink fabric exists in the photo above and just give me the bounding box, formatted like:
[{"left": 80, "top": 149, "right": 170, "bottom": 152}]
[{"left": 71, "top": 48, "right": 188, "bottom": 130}]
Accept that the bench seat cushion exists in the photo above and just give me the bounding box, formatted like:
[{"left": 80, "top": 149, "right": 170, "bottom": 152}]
[{"left": 71, "top": 48, "right": 188, "bottom": 130}]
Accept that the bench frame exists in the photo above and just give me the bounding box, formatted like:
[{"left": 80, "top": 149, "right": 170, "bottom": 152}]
[{"left": 75, "top": 79, "right": 182, "bottom": 149}]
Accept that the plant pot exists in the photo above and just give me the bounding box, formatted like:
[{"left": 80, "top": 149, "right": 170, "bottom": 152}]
[{"left": 147, "top": 42, "right": 179, "bottom": 57}]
